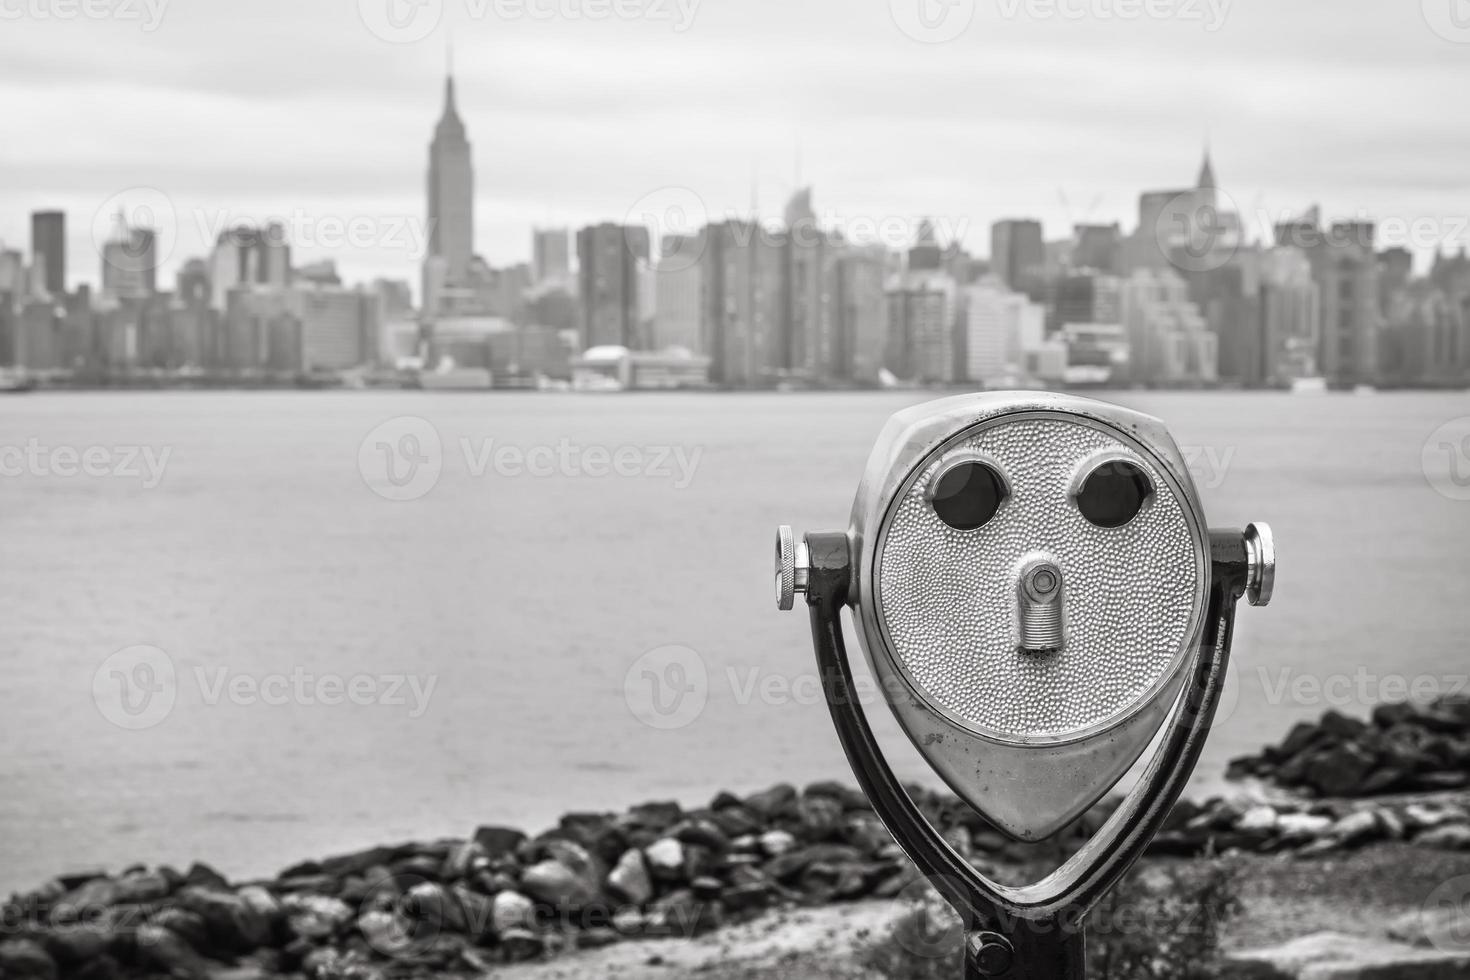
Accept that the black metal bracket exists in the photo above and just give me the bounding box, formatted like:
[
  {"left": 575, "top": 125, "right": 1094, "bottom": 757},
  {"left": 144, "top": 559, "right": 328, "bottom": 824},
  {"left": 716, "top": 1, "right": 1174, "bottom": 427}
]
[{"left": 804, "top": 529, "right": 1250, "bottom": 979}]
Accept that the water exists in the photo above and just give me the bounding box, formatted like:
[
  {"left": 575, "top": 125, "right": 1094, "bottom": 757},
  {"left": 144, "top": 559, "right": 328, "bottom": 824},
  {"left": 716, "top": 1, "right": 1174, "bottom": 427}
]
[{"left": 2, "top": 389, "right": 1468, "bottom": 892}]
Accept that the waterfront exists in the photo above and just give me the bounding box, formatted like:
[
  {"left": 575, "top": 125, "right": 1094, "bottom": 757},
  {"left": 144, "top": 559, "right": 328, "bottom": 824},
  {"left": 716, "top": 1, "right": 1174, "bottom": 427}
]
[{"left": 2, "top": 389, "right": 1468, "bottom": 891}]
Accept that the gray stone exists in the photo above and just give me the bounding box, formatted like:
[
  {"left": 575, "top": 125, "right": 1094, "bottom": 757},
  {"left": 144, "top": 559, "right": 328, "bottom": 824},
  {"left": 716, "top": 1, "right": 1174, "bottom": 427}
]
[
  {"left": 176, "top": 886, "right": 272, "bottom": 951},
  {"left": 643, "top": 838, "right": 686, "bottom": 882},
  {"left": 606, "top": 848, "right": 654, "bottom": 906},
  {"left": 1224, "top": 931, "right": 1470, "bottom": 979},
  {"left": 1328, "top": 810, "right": 1381, "bottom": 845},
  {"left": 491, "top": 890, "right": 536, "bottom": 935},
  {"left": 1276, "top": 813, "right": 1333, "bottom": 841},
  {"left": 280, "top": 893, "right": 353, "bottom": 940},
  {"left": 1417, "top": 824, "right": 1470, "bottom": 851},
  {"left": 1388, "top": 906, "right": 1470, "bottom": 953},
  {"left": 0, "top": 939, "right": 59, "bottom": 980},
  {"left": 759, "top": 830, "right": 797, "bottom": 857},
  {"left": 402, "top": 881, "right": 466, "bottom": 933},
  {"left": 520, "top": 859, "right": 599, "bottom": 908},
  {"left": 1237, "top": 805, "right": 1279, "bottom": 833},
  {"left": 134, "top": 925, "right": 213, "bottom": 980}
]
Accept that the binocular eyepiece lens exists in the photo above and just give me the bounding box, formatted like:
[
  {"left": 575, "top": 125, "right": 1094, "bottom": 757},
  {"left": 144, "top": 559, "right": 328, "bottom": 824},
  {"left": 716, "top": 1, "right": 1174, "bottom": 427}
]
[
  {"left": 1075, "top": 460, "right": 1153, "bottom": 528},
  {"left": 929, "top": 460, "right": 1007, "bottom": 531}
]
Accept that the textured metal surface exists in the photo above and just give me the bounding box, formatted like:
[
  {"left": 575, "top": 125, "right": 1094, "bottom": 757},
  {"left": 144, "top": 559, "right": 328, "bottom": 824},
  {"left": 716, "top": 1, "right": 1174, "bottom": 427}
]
[
  {"left": 776, "top": 525, "right": 796, "bottom": 610},
  {"left": 875, "top": 415, "right": 1204, "bottom": 742}
]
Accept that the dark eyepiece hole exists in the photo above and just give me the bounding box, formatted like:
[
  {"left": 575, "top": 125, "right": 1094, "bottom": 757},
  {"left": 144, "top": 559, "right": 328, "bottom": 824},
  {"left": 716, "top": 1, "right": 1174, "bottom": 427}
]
[
  {"left": 1076, "top": 460, "right": 1152, "bottom": 528},
  {"left": 930, "top": 460, "right": 1007, "bottom": 531}
]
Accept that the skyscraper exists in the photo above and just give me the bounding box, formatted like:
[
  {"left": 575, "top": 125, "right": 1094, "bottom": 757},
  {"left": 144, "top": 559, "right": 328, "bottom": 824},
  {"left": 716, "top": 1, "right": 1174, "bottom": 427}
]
[
  {"left": 100, "top": 210, "right": 157, "bottom": 302},
  {"left": 30, "top": 210, "right": 65, "bottom": 297},
  {"left": 209, "top": 224, "right": 290, "bottom": 309},
  {"left": 990, "top": 219, "right": 1045, "bottom": 291},
  {"left": 425, "top": 69, "right": 474, "bottom": 313},
  {"left": 533, "top": 228, "right": 571, "bottom": 285},
  {"left": 576, "top": 223, "right": 650, "bottom": 350}
]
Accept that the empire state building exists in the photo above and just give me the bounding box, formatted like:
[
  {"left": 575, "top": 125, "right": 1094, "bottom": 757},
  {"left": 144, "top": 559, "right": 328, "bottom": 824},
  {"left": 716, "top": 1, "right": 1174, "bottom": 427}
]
[{"left": 424, "top": 70, "right": 473, "bottom": 313}]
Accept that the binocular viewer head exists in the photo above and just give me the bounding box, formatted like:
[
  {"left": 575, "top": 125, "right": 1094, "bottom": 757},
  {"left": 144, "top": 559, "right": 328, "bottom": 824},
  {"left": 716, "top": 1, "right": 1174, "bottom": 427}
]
[{"left": 777, "top": 391, "right": 1273, "bottom": 841}]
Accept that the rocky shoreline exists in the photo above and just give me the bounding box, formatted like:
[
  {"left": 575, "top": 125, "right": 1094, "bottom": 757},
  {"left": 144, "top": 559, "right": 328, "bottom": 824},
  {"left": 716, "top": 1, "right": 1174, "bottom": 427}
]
[{"left": 4, "top": 700, "right": 1470, "bottom": 980}]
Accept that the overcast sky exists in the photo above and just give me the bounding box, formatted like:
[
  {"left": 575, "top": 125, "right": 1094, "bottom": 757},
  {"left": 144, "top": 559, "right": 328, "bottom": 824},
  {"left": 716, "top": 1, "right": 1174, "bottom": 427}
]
[{"left": 1, "top": 0, "right": 1467, "bottom": 293}]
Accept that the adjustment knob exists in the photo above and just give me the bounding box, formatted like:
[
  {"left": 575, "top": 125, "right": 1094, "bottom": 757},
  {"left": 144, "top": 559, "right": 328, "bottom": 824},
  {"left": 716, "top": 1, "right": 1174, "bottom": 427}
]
[
  {"left": 774, "top": 525, "right": 809, "bottom": 611},
  {"left": 1244, "top": 522, "right": 1275, "bottom": 607}
]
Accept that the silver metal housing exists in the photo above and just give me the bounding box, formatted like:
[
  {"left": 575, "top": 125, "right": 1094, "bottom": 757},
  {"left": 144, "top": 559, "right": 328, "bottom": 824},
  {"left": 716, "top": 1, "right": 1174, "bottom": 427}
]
[{"left": 846, "top": 392, "right": 1211, "bottom": 840}]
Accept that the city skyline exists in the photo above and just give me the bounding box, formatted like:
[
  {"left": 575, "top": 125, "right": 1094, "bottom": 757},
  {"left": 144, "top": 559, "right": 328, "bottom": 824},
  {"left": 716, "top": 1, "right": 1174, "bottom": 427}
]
[{"left": 1, "top": 0, "right": 1467, "bottom": 292}]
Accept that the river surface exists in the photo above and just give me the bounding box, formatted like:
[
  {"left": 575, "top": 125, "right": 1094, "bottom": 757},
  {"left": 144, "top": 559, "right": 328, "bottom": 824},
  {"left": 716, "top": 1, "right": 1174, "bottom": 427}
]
[{"left": 2, "top": 389, "right": 1468, "bottom": 891}]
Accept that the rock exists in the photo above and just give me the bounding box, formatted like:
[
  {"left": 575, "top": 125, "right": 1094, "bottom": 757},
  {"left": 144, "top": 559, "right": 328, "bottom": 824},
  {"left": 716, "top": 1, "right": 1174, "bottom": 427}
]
[
  {"left": 62, "top": 877, "right": 122, "bottom": 911},
  {"left": 497, "top": 928, "right": 545, "bottom": 963},
  {"left": 114, "top": 870, "right": 172, "bottom": 904},
  {"left": 439, "top": 840, "right": 483, "bottom": 881},
  {"left": 0, "top": 939, "right": 59, "bottom": 980},
  {"left": 1388, "top": 905, "right": 1470, "bottom": 952},
  {"left": 765, "top": 844, "right": 863, "bottom": 883},
  {"left": 1236, "top": 806, "right": 1279, "bottom": 833},
  {"left": 520, "top": 860, "right": 599, "bottom": 909},
  {"left": 624, "top": 802, "right": 684, "bottom": 834},
  {"left": 356, "top": 909, "right": 413, "bottom": 956},
  {"left": 402, "top": 881, "right": 467, "bottom": 933},
  {"left": 759, "top": 830, "right": 797, "bottom": 857},
  {"left": 797, "top": 795, "right": 845, "bottom": 840},
  {"left": 176, "top": 886, "right": 272, "bottom": 952},
  {"left": 1318, "top": 710, "right": 1368, "bottom": 740},
  {"left": 1327, "top": 810, "right": 1381, "bottom": 846},
  {"left": 1373, "top": 701, "right": 1420, "bottom": 729},
  {"left": 606, "top": 849, "right": 654, "bottom": 906},
  {"left": 451, "top": 885, "right": 494, "bottom": 938},
  {"left": 1277, "top": 721, "right": 1324, "bottom": 758},
  {"left": 671, "top": 818, "right": 730, "bottom": 852},
  {"left": 1224, "top": 931, "right": 1470, "bottom": 978},
  {"left": 744, "top": 784, "right": 797, "bottom": 819},
  {"left": 1307, "top": 742, "right": 1378, "bottom": 797},
  {"left": 321, "top": 845, "right": 398, "bottom": 879},
  {"left": 1416, "top": 824, "right": 1470, "bottom": 851},
  {"left": 280, "top": 894, "right": 353, "bottom": 940},
  {"left": 41, "top": 923, "right": 114, "bottom": 966},
  {"left": 470, "top": 826, "right": 526, "bottom": 862},
  {"left": 643, "top": 838, "right": 686, "bottom": 882},
  {"left": 1415, "top": 771, "right": 1470, "bottom": 791},
  {"left": 1404, "top": 804, "right": 1470, "bottom": 831},
  {"left": 709, "top": 806, "right": 763, "bottom": 839},
  {"left": 1275, "top": 813, "right": 1333, "bottom": 841},
  {"left": 69, "top": 954, "right": 123, "bottom": 980},
  {"left": 491, "top": 891, "right": 536, "bottom": 935},
  {"left": 149, "top": 909, "right": 210, "bottom": 952},
  {"left": 134, "top": 924, "right": 214, "bottom": 980},
  {"left": 182, "top": 863, "right": 231, "bottom": 891}
]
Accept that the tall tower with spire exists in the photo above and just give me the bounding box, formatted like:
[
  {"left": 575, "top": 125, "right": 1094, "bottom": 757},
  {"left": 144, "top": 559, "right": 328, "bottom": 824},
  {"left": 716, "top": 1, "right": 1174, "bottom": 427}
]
[{"left": 426, "top": 61, "right": 474, "bottom": 307}]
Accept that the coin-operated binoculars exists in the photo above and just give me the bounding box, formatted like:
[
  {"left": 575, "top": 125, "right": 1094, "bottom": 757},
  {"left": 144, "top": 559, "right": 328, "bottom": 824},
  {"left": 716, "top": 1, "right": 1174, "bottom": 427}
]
[{"left": 775, "top": 392, "right": 1273, "bottom": 979}]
